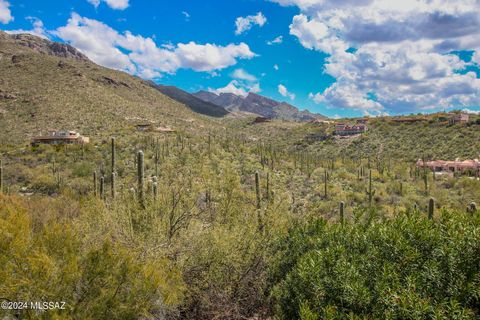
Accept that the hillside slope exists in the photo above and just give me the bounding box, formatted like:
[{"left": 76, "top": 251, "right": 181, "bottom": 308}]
[
  {"left": 0, "top": 31, "right": 220, "bottom": 144},
  {"left": 290, "top": 116, "right": 480, "bottom": 161}
]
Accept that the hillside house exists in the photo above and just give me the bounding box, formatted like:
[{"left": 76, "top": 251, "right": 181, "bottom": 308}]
[
  {"left": 449, "top": 113, "right": 469, "bottom": 124},
  {"left": 31, "top": 130, "right": 89, "bottom": 146},
  {"left": 335, "top": 123, "right": 367, "bottom": 136},
  {"left": 416, "top": 158, "right": 480, "bottom": 176}
]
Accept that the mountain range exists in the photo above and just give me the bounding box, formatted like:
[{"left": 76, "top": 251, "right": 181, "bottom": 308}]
[{"left": 192, "top": 90, "right": 325, "bottom": 122}]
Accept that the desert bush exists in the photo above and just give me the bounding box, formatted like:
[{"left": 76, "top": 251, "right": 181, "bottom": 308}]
[
  {"left": 269, "top": 210, "right": 480, "bottom": 319},
  {"left": 0, "top": 195, "right": 184, "bottom": 319}
]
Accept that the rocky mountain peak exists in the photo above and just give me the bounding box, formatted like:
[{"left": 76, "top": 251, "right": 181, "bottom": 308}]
[{"left": 1, "top": 31, "right": 89, "bottom": 61}]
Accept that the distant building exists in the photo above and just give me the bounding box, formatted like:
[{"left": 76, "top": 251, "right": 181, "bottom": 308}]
[
  {"left": 31, "top": 130, "right": 89, "bottom": 146},
  {"left": 449, "top": 113, "right": 469, "bottom": 124},
  {"left": 416, "top": 158, "right": 480, "bottom": 176},
  {"left": 335, "top": 123, "right": 367, "bottom": 136}
]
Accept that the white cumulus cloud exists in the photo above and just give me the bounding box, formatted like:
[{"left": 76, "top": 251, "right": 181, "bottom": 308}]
[
  {"left": 5, "top": 17, "right": 49, "bottom": 39},
  {"left": 232, "top": 68, "right": 257, "bottom": 81},
  {"left": 0, "top": 0, "right": 13, "bottom": 24},
  {"left": 209, "top": 80, "right": 260, "bottom": 97},
  {"left": 271, "top": 0, "right": 480, "bottom": 114},
  {"left": 235, "top": 12, "right": 267, "bottom": 35},
  {"left": 267, "top": 35, "right": 283, "bottom": 45},
  {"left": 278, "top": 84, "right": 296, "bottom": 100},
  {"left": 87, "top": 0, "right": 129, "bottom": 10},
  {"left": 54, "top": 13, "right": 256, "bottom": 78}
]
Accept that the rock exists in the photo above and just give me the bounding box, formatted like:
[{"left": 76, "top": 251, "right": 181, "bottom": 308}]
[
  {"left": 0, "top": 90, "right": 17, "bottom": 99},
  {"left": 99, "top": 76, "right": 131, "bottom": 88}
]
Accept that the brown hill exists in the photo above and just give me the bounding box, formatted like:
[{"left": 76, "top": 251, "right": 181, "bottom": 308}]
[{"left": 0, "top": 31, "right": 220, "bottom": 144}]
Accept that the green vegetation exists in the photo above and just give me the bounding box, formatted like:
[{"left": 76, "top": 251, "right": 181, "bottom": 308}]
[
  {"left": 269, "top": 210, "right": 480, "bottom": 319},
  {"left": 1, "top": 126, "right": 479, "bottom": 319}
]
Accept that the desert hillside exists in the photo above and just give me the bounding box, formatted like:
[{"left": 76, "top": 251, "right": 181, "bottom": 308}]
[{"left": 0, "top": 31, "right": 225, "bottom": 145}]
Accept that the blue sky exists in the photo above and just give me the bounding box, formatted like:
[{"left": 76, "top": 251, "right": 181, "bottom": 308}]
[{"left": 1, "top": 0, "right": 480, "bottom": 118}]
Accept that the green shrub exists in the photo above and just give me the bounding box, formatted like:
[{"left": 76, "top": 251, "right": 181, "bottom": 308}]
[
  {"left": 0, "top": 195, "right": 184, "bottom": 319},
  {"left": 269, "top": 211, "right": 480, "bottom": 319}
]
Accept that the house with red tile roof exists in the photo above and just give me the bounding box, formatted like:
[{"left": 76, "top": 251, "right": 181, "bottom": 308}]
[
  {"left": 335, "top": 123, "right": 367, "bottom": 136},
  {"left": 31, "top": 130, "right": 89, "bottom": 146}
]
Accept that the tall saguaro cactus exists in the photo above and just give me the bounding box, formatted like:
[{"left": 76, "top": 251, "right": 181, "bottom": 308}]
[
  {"left": 0, "top": 160, "right": 3, "bottom": 194},
  {"left": 93, "top": 171, "right": 97, "bottom": 197},
  {"left": 422, "top": 155, "right": 429, "bottom": 195},
  {"left": 152, "top": 176, "right": 158, "bottom": 201},
  {"left": 111, "top": 137, "right": 116, "bottom": 173},
  {"left": 339, "top": 201, "right": 345, "bottom": 224},
  {"left": 110, "top": 137, "right": 116, "bottom": 200},
  {"left": 255, "top": 171, "right": 261, "bottom": 209},
  {"left": 428, "top": 197, "right": 435, "bottom": 219},
  {"left": 266, "top": 172, "right": 270, "bottom": 202},
  {"left": 366, "top": 169, "right": 376, "bottom": 206},
  {"left": 100, "top": 176, "right": 105, "bottom": 200},
  {"left": 137, "top": 151, "right": 145, "bottom": 208},
  {"left": 324, "top": 169, "right": 328, "bottom": 198},
  {"left": 111, "top": 172, "right": 116, "bottom": 199}
]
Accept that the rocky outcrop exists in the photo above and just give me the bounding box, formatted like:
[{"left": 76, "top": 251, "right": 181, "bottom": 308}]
[{"left": 0, "top": 31, "right": 88, "bottom": 61}]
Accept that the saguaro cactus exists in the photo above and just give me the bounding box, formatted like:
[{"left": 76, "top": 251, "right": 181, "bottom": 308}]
[
  {"left": 324, "top": 169, "right": 328, "bottom": 198},
  {"left": 100, "top": 176, "right": 105, "bottom": 200},
  {"left": 0, "top": 160, "right": 3, "bottom": 194},
  {"left": 111, "top": 172, "right": 116, "bottom": 199},
  {"left": 153, "top": 182, "right": 158, "bottom": 201},
  {"left": 366, "top": 169, "right": 376, "bottom": 206},
  {"left": 255, "top": 171, "right": 261, "bottom": 209},
  {"left": 137, "top": 151, "right": 145, "bottom": 208},
  {"left": 93, "top": 171, "right": 97, "bottom": 197},
  {"left": 339, "top": 201, "right": 345, "bottom": 224},
  {"left": 111, "top": 137, "right": 116, "bottom": 173},
  {"left": 428, "top": 197, "right": 435, "bottom": 219},
  {"left": 152, "top": 176, "right": 158, "bottom": 201},
  {"left": 422, "top": 155, "right": 429, "bottom": 195},
  {"left": 266, "top": 172, "right": 270, "bottom": 202}
]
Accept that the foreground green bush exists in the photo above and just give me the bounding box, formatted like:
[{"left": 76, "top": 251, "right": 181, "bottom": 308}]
[
  {"left": 0, "top": 195, "right": 184, "bottom": 319},
  {"left": 269, "top": 210, "right": 480, "bottom": 319}
]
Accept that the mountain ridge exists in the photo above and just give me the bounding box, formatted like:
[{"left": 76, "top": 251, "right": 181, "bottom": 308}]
[
  {"left": 151, "top": 84, "right": 229, "bottom": 118},
  {"left": 193, "top": 90, "right": 326, "bottom": 122}
]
